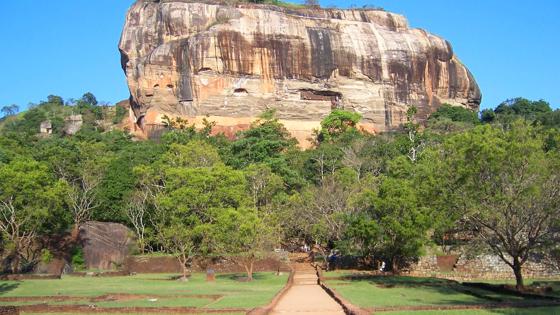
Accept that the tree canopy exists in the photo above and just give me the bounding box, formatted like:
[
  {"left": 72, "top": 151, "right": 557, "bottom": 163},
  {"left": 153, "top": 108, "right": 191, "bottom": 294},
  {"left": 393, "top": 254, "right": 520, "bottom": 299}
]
[{"left": 0, "top": 94, "right": 558, "bottom": 288}]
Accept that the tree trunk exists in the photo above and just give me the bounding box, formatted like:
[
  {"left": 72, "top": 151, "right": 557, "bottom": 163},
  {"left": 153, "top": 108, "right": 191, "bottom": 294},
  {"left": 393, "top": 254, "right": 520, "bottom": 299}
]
[
  {"left": 244, "top": 260, "right": 254, "bottom": 281},
  {"left": 392, "top": 257, "right": 400, "bottom": 274},
  {"left": 12, "top": 254, "right": 20, "bottom": 274},
  {"left": 249, "top": 260, "right": 254, "bottom": 281},
  {"left": 178, "top": 256, "right": 189, "bottom": 281},
  {"left": 512, "top": 257, "right": 524, "bottom": 290},
  {"left": 71, "top": 223, "right": 80, "bottom": 242},
  {"left": 244, "top": 259, "right": 255, "bottom": 281},
  {"left": 137, "top": 237, "right": 145, "bottom": 255}
]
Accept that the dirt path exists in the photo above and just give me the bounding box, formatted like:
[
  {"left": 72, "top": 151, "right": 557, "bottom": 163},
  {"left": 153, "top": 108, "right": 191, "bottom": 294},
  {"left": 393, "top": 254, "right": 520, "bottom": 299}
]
[{"left": 270, "top": 263, "right": 345, "bottom": 315}]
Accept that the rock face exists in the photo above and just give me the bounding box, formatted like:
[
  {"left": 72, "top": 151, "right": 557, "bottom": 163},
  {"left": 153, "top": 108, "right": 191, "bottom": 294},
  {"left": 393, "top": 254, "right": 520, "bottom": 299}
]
[
  {"left": 120, "top": 0, "right": 481, "bottom": 146},
  {"left": 63, "top": 115, "right": 83, "bottom": 135},
  {"left": 79, "top": 221, "right": 135, "bottom": 270}
]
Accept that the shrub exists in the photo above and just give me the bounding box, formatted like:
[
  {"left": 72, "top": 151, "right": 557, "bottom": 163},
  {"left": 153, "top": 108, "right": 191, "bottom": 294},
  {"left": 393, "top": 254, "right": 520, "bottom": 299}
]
[
  {"left": 71, "top": 246, "right": 86, "bottom": 270},
  {"left": 40, "top": 249, "right": 54, "bottom": 264}
]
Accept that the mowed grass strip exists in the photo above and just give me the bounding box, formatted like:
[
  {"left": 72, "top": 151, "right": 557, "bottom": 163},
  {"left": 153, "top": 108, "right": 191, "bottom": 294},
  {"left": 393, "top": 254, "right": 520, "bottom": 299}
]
[
  {"left": 323, "top": 272, "right": 553, "bottom": 309},
  {"left": 0, "top": 272, "right": 288, "bottom": 310},
  {"left": 381, "top": 307, "right": 560, "bottom": 314}
]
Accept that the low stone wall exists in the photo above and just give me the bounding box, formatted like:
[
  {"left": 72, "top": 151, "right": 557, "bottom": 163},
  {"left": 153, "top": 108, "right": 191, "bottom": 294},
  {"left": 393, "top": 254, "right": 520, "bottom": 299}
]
[
  {"left": 0, "top": 306, "right": 17, "bottom": 315},
  {"left": 407, "top": 255, "right": 560, "bottom": 281},
  {"left": 34, "top": 258, "right": 66, "bottom": 275},
  {"left": 0, "top": 274, "right": 60, "bottom": 281},
  {"left": 124, "top": 256, "right": 291, "bottom": 274}
]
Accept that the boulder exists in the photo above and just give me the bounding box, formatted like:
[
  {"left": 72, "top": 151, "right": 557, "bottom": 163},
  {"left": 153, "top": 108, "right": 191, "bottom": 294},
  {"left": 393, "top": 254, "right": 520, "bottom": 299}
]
[
  {"left": 63, "top": 115, "right": 83, "bottom": 135},
  {"left": 79, "top": 221, "right": 135, "bottom": 270}
]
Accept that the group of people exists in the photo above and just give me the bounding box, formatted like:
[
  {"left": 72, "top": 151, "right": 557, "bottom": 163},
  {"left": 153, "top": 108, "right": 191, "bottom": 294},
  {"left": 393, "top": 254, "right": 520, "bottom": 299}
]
[{"left": 299, "top": 243, "right": 388, "bottom": 272}]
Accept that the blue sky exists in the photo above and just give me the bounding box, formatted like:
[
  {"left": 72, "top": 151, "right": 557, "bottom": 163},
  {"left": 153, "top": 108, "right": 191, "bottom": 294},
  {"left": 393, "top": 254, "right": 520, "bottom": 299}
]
[{"left": 0, "top": 0, "right": 558, "bottom": 110}]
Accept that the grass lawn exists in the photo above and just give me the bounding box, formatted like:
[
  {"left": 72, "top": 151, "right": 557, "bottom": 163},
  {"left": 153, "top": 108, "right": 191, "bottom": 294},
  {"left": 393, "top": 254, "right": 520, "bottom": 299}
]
[
  {"left": 0, "top": 272, "right": 288, "bottom": 312},
  {"left": 382, "top": 307, "right": 560, "bottom": 314},
  {"left": 322, "top": 271, "right": 559, "bottom": 313},
  {"left": 475, "top": 279, "right": 560, "bottom": 299}
]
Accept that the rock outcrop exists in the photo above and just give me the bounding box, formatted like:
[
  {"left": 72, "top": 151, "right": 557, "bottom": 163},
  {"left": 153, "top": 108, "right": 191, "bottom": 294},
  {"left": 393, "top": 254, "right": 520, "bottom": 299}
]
[
  {"left": 120, "top": 0, "right": 481, "bottom": 146},
  {"left": 79, "top": 221, "right": 135, "bottom": 270}
]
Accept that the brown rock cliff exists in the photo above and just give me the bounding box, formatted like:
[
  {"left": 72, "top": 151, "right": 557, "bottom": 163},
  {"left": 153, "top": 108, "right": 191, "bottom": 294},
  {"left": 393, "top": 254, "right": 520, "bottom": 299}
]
[{"left": 119, "top": 0, "right": 481, "bottom": 146}]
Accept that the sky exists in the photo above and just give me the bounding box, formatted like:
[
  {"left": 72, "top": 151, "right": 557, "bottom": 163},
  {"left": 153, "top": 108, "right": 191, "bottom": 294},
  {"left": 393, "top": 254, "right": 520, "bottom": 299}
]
[{"left": 0, "top": 0, "right": 558, "bottom": 111}]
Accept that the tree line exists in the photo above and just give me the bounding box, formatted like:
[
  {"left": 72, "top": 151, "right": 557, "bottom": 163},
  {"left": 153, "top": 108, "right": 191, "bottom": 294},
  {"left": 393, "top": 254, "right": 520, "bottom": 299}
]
[{"left": 0, "top": 95, "right": 559, "bottom": 287}]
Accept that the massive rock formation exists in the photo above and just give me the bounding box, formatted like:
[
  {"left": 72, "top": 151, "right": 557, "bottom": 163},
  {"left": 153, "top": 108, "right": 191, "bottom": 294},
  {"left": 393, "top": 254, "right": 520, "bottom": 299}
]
[{"left": 120, "top": 0, "right": 481, "bottom": 146}]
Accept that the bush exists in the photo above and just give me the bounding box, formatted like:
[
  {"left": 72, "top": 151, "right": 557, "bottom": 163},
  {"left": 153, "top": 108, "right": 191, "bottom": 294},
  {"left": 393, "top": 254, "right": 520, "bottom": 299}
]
[
  {"left": 428, "top": 104, "right": 479, "bottom": 124},
  {"left": 113, "top": 105, "right": 127, "bottom": 124},
  {"left": 40, "top": 249, "right": 54, "bottom": 264},
  {"left": 71, "top": 246, "right": 85, "bottom": 270}
]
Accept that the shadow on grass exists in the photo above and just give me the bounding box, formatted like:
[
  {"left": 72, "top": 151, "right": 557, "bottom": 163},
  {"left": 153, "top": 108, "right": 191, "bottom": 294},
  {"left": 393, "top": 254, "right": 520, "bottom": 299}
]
[
  {"left": 330, "top": 274, "right": 540, "bottom": 305},
  {"left": 0, "top": 283, "right": 19, "bottom": 295},
  {"left": 531, "top": 280, "right": 560, "bottom": 297},
  {"left": 216, "top": 273, "right": 267, "bottom": 281},
  {"left": 489, "top": 306, "right": 560, "bottom": 315},
  {"left": 338, "top": 274, "right": 454, "bottom": 287}
]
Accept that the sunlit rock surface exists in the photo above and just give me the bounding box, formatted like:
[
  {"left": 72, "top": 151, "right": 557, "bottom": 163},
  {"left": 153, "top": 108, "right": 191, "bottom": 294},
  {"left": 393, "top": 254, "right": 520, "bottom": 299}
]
[{"left": 120, "top": 0, "right": 481, "bottom": 146}]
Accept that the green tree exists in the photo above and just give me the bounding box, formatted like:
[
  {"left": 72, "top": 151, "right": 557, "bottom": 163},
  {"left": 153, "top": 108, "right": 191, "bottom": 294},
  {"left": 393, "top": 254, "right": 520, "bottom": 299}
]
[
  {"left": 1, "top": 104, "right": 19, "bottom": 118},
  {"left": 215, "top": 207, "right": 277, "bottom": 281},
  {"left": 95, "top": 137, "right": 162, "bottom": 223},
  {"left": 66, "top": 142, "right": 110, "bottom": 239},
  {"left": 0, "top": 159, "right": 68, "bottom": 273},
  {"left": 303, "top": 143, "right": 344, "bottom": 184},
  {"left": 433, "top": 121, "right": 560, "bottom": 289},
  {"left": 428, "top": 104, "right": 479, "bottom": 124},
  {"left": 47, "top": 95, "right": 64, "bottom": 106},
  {"left": 294, "top": 172, "right": 358, "bottom": 266},
  {"left": 338, "top": 212, "right": 382, "bottom": 267},
  {"left": 114, "top": 105, "right": 128, "bottom": 124},
  {"left": 318, "top": 110, "right": 362, "bottom": 143},
  {"left": 353, "top": 173, "right": 431, "bottom": 272},
  {"left": 160, "top": 221, "right": 199, "bottom": 280},
  {"left": 152, "top": 163, "right": 250, "bottom": 277},
  {"left": 245, "top": 164, "right": 284, "bottom": 210},
  {"left": 536, "top": 109, "right": 560, "bottom": 129},
  {"left": 161, "top": 141, "right": 222, "bottom": 168},
  {"left": 227, "top": 110, "right": 302, "bottom": 189},
  {"left": 33, "top": 138, "right": 81, "bottom": 179},
  {"left": 493, "top": 98, "right": 552, "bottom": 125},
  {"left": 81, "top": 92, "right": 98, "bottom": 106},
  {"left": 228, "top": 110, "right": 297, "bottom": 168},
  {"left": 7, "top": 107, "right": 47, "bottom": 135},
  {"left": 480, "top": 109, "right": 496, "bottom": 123}
]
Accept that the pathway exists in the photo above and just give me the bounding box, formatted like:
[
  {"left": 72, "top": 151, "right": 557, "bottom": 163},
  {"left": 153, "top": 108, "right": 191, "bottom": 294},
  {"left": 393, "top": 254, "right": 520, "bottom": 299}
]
[{"left": 270, "top": 262, "right": 345, "bottom": 315}]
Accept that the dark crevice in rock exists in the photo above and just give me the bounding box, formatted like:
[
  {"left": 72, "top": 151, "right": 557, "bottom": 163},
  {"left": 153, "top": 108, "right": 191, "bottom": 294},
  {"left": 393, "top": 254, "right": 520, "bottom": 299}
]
[
  {"left": 177, "top": 40, "right": 194, "bottom": 101},
  {"left": 307, "top": 28, "right": 336, "bottom": 79}
]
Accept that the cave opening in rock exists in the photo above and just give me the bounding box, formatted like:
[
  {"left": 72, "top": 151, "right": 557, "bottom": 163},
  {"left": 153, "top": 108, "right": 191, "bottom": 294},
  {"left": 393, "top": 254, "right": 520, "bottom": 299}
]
[
  {"left": 146, "top": 84, "right": 160, "bottom": 97},
  {"left": 233, "top": 88, "right": 248, "bottom": 96},
  {"left": 299, "top": 89, "right": 342, "bottom": 108},
  {"left": 198, "top": 67, "right": 212, "bottom": 73}
]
